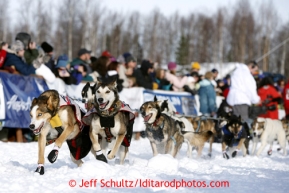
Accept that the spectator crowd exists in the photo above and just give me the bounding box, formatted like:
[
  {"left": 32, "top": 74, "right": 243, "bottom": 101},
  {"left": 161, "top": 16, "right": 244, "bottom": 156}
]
[{"left": 0, "top": 32, "right": 289, "bottom": 142}]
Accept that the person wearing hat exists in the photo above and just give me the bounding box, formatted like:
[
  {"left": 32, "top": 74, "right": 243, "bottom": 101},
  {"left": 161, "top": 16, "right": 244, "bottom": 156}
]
[
  {"left": 41, "top": 41, "right": 55, "bottom": 71},
  {"left": 3, "top": 40, "right": 55, "bottom": 83},
  {"left": 191, "top": 62, "right": 200, "bottom": 73},
  {"left": 15, "top": 32, "right": 39, "bottom": 65},
  {"left": 117, "top": 53, "right": 137, "bottom": 88},
  {"left": 164, "top": 62, "right": 196, "bottom": 94},
  {"left": 54, "top": 55, "right": 77, "bottom": 85},
  {"left": 70, "top": 48, "right": 93, "bottom": 81},
  {"left": 3, "top": 40, "right": 36, "bottom": 75}
]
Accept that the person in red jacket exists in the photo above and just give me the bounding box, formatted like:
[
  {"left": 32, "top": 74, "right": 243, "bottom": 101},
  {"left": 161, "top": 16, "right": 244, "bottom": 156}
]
[
  {"left": 283, "top": 79, "right": 289, "bottom": 119},
  {"left": 258, "top": 76, "right": 282, "bottom": 120}
]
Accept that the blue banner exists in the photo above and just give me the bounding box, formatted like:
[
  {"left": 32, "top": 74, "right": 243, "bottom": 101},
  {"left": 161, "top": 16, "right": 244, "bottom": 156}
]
[
  {"left": 0, "top": 72, "right": 49, "bottom": 128},
  {"left": 143, "top": 89, "right": 197, "bottom": 115}
]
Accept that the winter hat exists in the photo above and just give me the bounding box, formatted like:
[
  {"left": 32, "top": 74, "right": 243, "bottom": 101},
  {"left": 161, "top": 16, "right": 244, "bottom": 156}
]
[
  {"left": 140, "top": 60, "right": 153, "bottom": 72},
  {"left": 11, "top": 40, "right": 24, "bottom": 53},
  {"left": 125, "top": 55, "right": 136, "bottom": 63},
  {"left": 168, "top": 62, "right": 177, "bottom": 71},
  {"left": 41, "top": 42, "right": 53, "bottom": 53},
  {"left": 15, "top": 32, "right": 31, "bottom": 48},
  {"left": 101, "top": 50, "right": 111, "bottom": 57},
  {"left": 191, "top": 62, "right": 200, "bottom": 70},
  {"left": 78, "top": 48, "right": 91, "bottom": 57},
  {"left": 56, "top": 55, "right": 68, "bottom": 68},
  {"left": 211, "top": 68, "right": 218, "bottom": 73},
  {"left": 123, "top": 52, "right": 132, "bottom": 60}
]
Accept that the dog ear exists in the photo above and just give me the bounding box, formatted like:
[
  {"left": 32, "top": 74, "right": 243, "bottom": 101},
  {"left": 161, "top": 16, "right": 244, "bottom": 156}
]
[
  {"left": 154, "top": 95, "right": 158, "bottom": 102},
  {"left": 31, "top": 98, "right": 38, "bottom": 109},
  {"left": 91, "top": 83, "right": 97, "bottom": 93},
  {"left": 46, "top": 94, "right": 59, "bottom": 112},
  {"left": 238, "top": 115, "right": 242, "bottom": 121},
  {"left": 112, "top": 80, "right": 117, "bottom": 88}
]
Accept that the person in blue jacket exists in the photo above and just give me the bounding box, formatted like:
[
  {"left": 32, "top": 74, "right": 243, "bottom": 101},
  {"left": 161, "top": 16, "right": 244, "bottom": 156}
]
[
  {"left": 4, "top": 40, "right": 36, "bottom": 75},
  {"left": 198, "top": 71, "right": 217, "bottom": 116},
  {"left": 4, "top": 40, "right": 56, "bottom": 84}
]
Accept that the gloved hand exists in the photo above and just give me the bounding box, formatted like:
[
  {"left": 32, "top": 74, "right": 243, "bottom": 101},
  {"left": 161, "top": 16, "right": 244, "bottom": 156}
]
[{"left": 32, "top": 56, "right": 43, "bottom": 69}]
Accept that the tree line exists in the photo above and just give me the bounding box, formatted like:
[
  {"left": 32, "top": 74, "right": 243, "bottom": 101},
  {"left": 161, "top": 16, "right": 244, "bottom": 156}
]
[{"left": 0, "top": 0, "right": 288, "bottom": 77}]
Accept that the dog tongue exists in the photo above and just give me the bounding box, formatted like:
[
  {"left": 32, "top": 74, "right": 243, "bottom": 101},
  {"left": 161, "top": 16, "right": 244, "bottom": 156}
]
[
  {"left": 144, "top": 114, "right": 151, "bottom": 122},
  {"left": 100, "top": 103, "right": 106, "bottom": 108}
]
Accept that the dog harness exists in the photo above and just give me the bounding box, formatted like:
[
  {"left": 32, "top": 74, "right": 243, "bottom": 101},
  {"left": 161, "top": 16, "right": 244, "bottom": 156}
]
[
  {"left": 47, "top": 95, "right": 92, "bottom": 160},
  {"left": 82, "top": 100, "right": 135, "bottom": 147},
  {"left": 146, "top": 117, "right": 165, "bottom": 142},
  {"left": 222, "top": 125, "right": 246, "bottom": 147},
  {"left": 145, "top": 113, "right": 180, "bottom": 144}
]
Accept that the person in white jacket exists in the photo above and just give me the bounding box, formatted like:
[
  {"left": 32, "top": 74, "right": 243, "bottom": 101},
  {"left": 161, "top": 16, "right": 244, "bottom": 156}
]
[{"left": 227, "top": 61, "right": 260, "bottom": 123}]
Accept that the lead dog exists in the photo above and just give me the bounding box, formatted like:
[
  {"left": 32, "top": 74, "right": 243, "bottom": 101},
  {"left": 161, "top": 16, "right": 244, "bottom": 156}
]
[
  {"left": 252, "top": 117, "right": 287, "bottom": 156},
  {"left": 82, "top": 78, "right": 135, "bottom": 165},
  {"left": 29, "top": 90, "right": 92, "bottom": 175}
]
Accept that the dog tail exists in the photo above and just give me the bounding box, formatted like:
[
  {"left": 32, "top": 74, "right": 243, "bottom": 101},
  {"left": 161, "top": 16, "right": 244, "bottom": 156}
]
[{"left": 195, "top": 130, "right": 213, "bottom": 141}]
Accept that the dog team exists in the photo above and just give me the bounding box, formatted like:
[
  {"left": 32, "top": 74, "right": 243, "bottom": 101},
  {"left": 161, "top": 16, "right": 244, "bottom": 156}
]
[{"left": 29, "top": 78, "right": 288, "bottom": 175}]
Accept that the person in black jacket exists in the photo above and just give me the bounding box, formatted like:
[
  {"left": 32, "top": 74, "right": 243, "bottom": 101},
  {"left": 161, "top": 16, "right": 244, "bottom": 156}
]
[{"left": 133, "top": 59, "right": 154, "bottom": 89}]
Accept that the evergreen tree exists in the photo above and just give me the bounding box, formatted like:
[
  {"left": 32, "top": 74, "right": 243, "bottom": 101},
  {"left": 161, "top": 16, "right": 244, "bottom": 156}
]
[{"left": 175, "top": 35, "right": 189, "bottom": 66}]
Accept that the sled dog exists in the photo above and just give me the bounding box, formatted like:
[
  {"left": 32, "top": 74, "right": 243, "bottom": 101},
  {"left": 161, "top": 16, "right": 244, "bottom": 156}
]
[
  {"left": 29, "top": 90, "right": 92, "bottom": 175},
  {"left": 140, "top": 100, "right": 185, "bottom": 157},
  {"left": 82, "top": 78, "right": 135, "bottom": 165},
  {"left": 251, "top": 117, "right": 286, "bottom": 156},
  {"left": 221, "top": 115, "right": 248, "bottom": 159}
]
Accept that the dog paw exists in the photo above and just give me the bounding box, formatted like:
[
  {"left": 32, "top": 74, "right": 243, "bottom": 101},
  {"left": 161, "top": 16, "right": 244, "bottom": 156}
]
[
  {"left": 222, "top": 152, "right": 229, "bottom": 159},
  {"left": 267, "top": 150, "right": 272, "bottom": 156},
  {"left": 232, "top": 150, "right": 238, "bottom": 158},
  {"left": 96, "top": 154, "right": 107, "bottom": 163},
  {"left": 107, "top": 153, "right": 116, "bottom": 160},
  {"left": 47, "top": 150, "right": 58, "bottom": 163},
  {"left": 34, "top": 166, "right": 44, "bottom": 175}
]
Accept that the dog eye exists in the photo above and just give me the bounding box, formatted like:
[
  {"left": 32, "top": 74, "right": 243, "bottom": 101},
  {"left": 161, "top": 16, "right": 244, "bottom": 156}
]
[
  {"left": 38, "top": 113, "right": 42, "bottom": 117},
  {"left": 97, "top": 90, "right": 100, "bottom": 93},
  {"left": 106, "top": 91, "right": 110, "bottom": 94}
]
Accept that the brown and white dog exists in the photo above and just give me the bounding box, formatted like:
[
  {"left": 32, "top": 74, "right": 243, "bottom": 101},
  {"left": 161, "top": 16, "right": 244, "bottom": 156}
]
[
  {"left": 29, "top": 90, "right": 92, "bottom": 175},
  {"left": 82, "top": 78, "right": 135, "bottom": 165},
  {"left": 251, "top": 117, "right": 287, "bottom": 156},
  {"left": 188, "top": 116, "right": 216, "bottom": 157}
]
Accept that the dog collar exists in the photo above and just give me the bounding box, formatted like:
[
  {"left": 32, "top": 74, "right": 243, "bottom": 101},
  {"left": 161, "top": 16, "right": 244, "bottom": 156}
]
[{"left": 96, "top": 100, "right": 122, "bottom": 117}]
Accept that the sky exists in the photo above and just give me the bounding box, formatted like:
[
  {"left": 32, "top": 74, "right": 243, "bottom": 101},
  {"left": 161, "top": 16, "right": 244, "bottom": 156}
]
[{"left": 100, "top": 0, "right": 289, "bottom": 23}]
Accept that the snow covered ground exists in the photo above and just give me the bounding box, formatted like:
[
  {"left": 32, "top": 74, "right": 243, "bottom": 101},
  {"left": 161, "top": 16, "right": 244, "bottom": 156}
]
[{"left": 0, "top": 138, "right": 289, "bottom": 193}]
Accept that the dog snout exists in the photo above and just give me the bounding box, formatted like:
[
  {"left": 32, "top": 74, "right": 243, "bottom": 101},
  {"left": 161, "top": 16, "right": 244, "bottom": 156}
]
[
  {"left": 82, "top": 99, "right": 86, "bottom": 103},
  {"left": 98, "top": 98, "right": 104, "bottom": 103},
  {"left": 253, "top": 132, "right": 256, "bottom": 137},
  {"left": 29, "top": 124, "right": 35, "bottom": 130}
]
